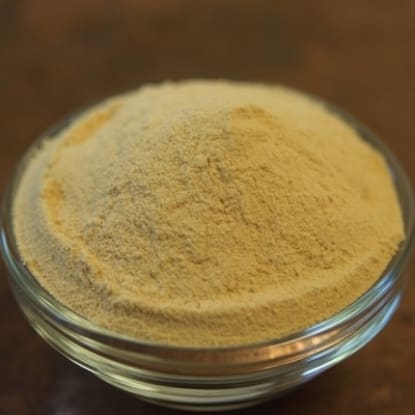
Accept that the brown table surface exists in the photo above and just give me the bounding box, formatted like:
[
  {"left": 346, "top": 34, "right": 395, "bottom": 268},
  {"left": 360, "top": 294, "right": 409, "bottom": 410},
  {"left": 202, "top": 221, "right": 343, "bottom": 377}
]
[{"left": 1, "top": 1, "right": 415, "bottom": 414}]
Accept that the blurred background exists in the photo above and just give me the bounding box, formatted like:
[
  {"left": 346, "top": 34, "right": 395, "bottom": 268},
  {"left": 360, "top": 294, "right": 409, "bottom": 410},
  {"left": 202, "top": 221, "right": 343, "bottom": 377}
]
[{"left": 1, "top": 1, "right": 414, "bottom": 414}]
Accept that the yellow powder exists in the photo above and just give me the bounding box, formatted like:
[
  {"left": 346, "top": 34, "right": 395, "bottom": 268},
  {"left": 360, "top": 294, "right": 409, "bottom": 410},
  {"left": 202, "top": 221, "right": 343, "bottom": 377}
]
[{"left": 13, "top": 80, "right": 404, "bottom": 347}]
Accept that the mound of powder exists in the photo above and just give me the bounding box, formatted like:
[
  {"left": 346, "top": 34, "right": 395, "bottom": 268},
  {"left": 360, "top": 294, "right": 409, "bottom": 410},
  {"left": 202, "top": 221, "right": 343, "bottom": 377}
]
[{"left": 13, "top": 80, "right": 404, "bottom": 346}]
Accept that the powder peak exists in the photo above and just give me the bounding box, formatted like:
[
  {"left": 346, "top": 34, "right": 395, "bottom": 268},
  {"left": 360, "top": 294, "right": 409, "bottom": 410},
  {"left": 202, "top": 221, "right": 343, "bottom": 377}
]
[{"left": 13, "top": 80, "right": 404, "bottom": 346}]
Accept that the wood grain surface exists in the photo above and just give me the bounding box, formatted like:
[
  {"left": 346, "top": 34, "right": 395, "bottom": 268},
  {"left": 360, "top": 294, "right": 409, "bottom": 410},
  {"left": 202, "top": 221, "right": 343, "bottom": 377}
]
[{"left": 1, "top": 1, "right": 415, "bottom": 414}]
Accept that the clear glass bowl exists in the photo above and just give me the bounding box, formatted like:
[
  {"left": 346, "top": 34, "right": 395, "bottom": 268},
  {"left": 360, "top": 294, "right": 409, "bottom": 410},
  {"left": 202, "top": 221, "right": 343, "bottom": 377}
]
[{"left": 1, "top": 100, "right": 414, "bottom": 411}]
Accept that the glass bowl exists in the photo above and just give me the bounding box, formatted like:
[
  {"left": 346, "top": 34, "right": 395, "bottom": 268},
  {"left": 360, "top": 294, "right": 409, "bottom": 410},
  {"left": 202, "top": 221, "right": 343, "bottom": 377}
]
[{"left": 1, "top": 99, "right": 414, "bottom": 411}]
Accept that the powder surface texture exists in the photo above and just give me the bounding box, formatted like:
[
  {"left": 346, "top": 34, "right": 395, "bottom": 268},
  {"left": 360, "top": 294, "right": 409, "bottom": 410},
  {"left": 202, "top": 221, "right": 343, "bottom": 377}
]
[{"left": 13, "top": 80, "right": 404, "bottom": 346}]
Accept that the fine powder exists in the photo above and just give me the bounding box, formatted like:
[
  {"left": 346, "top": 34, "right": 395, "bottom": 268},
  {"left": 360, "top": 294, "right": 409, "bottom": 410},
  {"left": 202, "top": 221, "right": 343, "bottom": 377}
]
[{"left": 13, "top": 80, "right": 404, "bottom": 347}]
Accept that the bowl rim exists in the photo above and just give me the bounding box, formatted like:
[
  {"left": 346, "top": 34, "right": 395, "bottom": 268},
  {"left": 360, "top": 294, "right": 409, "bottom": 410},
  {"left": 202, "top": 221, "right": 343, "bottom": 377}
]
[{"left": 1, "top": 92, "right": 415, "bottom": 360}]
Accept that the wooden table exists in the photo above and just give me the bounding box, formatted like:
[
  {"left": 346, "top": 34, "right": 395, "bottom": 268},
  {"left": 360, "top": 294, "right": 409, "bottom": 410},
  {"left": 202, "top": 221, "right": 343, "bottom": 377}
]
[{"left": 1, "top": 1, "right": 414, "bottom": 414}]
